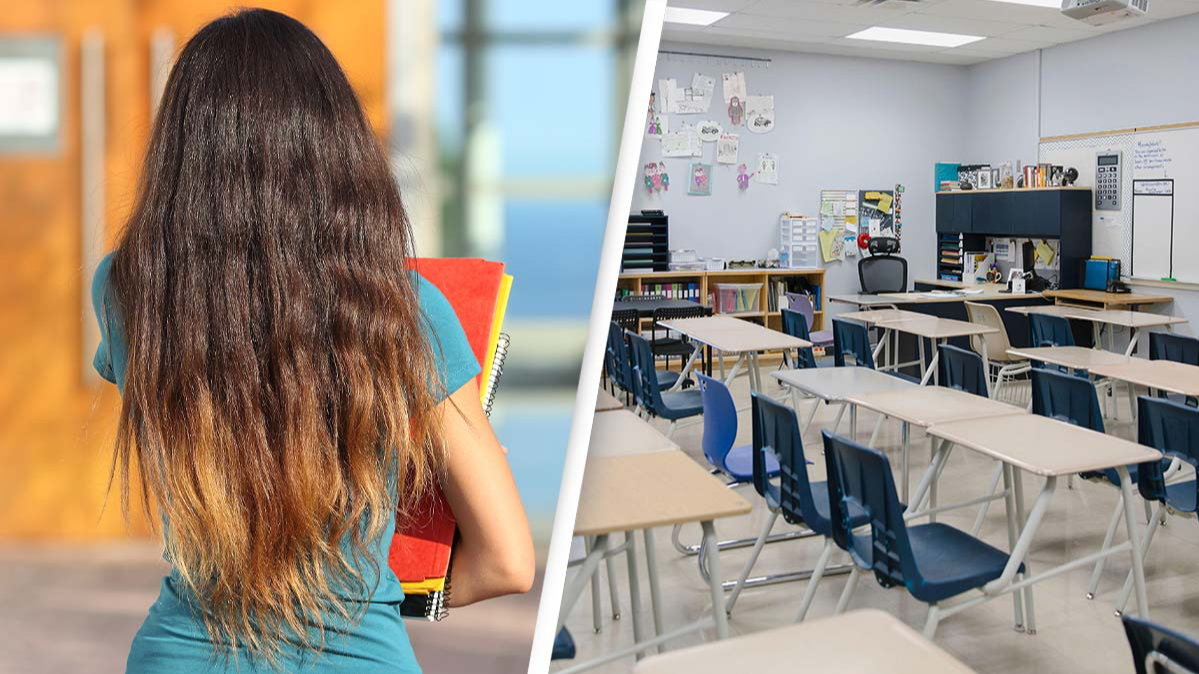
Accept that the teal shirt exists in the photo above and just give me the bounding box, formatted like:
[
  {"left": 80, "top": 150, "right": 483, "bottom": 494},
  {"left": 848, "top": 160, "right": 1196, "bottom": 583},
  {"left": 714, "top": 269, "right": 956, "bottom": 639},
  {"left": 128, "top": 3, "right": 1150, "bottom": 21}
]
[{"left": 91, "top": 253, "right": 480, "bottom": 673}]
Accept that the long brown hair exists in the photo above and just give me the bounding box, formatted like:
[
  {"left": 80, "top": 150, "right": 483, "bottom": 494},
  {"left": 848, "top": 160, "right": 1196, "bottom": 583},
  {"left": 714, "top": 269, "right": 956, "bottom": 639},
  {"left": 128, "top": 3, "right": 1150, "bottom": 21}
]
[{"left": 109, "top": 8, "right": 444, "bottom": 661}]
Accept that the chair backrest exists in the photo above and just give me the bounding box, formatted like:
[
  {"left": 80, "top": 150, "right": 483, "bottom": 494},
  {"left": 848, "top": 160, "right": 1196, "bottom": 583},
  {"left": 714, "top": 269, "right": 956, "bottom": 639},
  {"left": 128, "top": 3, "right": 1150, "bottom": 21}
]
[
  {"left": 964, "top": 301, "right": 1013, "bottom": 357},
  {"left": 626, "top": 331, "right": 663, "bottom": 413},
  {"left": 781, "top": 308, "right": 818, "bottom": 369},
  {"left": 784, "top": 292, "right": 816, "bottom": 331},
  {"left": 696, "top": 373, "right": 738, "bottom": 472},
  {"left": 1029, "top": 313, "right": 1075, "bottom": 348},
  {"left": 1150, "top": 332, "right": 1199, "bottom": 366},
  {"left": 604, "top": 321, "right": 624, "bottom": 387},
  {"left": 1031, "top": 368, "right": 1104, "bottom": 433},
  {"left": 823, "top": 430, "right": 915, "bottom": 591},
  {"left": 611, "top": 308, "right": 640, "bottom": 333},
  {"left": 1136, "top": 396, "right": 1199, "bottom": 504},
  {"left": 651, "top": 304, "right": 708, "bottom": 342},
  {"left": 751, "top": 392, "right": 827, "bottom": 535},
  {"left": 831, "top": 318, "right": 875, "bottom": 369},
  {"left": 938, "top": 344, "right": 988, "bottom": 398},
  {"left": 858, "top": 256, "right": 908, "bottom": 294},
  {"left": 1122, "top": 614, "right": 1199, "bottom": 674}
]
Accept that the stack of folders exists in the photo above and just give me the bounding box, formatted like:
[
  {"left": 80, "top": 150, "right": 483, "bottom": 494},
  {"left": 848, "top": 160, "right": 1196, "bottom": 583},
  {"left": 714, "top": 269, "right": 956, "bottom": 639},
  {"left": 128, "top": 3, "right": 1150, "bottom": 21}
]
[{"left": 390, "top": 258, "right": 513, "bottom": 621}]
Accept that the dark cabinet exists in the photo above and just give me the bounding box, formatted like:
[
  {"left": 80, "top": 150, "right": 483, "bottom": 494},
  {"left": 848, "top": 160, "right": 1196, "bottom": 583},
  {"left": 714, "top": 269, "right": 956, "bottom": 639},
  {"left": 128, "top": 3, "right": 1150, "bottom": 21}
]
[{"left": 933, "top": 188, "right": 1093, "bottom": 288}]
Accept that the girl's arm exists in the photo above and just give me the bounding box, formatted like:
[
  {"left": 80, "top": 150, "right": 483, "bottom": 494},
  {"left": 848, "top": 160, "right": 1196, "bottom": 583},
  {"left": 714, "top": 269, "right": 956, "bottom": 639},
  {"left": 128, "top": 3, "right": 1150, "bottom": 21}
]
[{"left": 439, "top": 378, "right": 536, "bottom": 606}]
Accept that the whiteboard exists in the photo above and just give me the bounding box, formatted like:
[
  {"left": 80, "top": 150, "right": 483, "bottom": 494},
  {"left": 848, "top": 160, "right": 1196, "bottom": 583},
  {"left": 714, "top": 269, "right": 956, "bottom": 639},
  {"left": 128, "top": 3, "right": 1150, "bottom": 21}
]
[{"left": 1042, "top": 123, "right": 1199, "bottom": 284}]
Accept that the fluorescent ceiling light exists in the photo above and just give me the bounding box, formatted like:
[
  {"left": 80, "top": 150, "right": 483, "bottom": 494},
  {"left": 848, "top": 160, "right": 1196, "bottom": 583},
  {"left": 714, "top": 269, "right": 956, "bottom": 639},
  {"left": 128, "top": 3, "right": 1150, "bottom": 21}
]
[
  {"left": 846, "top": 26, "right": 985, "bottom": 48},
  {"left": 984, "top": 0, "right": 1062, "bottom": 7},
  {"left": 663, "top": 6, "right": 729, "bottom": 26}
]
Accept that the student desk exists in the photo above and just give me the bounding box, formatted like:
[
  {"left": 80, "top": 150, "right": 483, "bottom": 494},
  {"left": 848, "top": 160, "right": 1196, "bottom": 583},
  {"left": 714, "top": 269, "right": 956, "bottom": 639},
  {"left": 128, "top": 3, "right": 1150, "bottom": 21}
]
[
  {"left": 869, "top": 316, "right": 998, "bottom": 388},
  {"left": 771, "top": 366, "right": 916, "bottom": 440},
  {"left": 1006, "top": 345, "right": 1138, "bottom": 421},
  {"left": 1007, "top": 305, "right": 1186, "bottom": 357},
  {"left": 612, "top": 297, "right": 701, "bottom": 317},
  {"left": 836, "top": 309, "right": 935, "bottom": 372},
  {"left": 846, "top": 387, "right": 1026, "bottom": 502},
  {"left": 1044, "top": 288, "right": 1173, "bottom": 311},
  {"left": 1090, "top": 359, "right": 1199, "bottom": 400},
  {"left": 560, "top": 450, "right": 752, "bottom": 673},
  {"left": 632, "top": 609, "right": 978, "bottom": 674},
  {"left": 595, "top": 387, "right": 624, "bottom": 413},
  {"left": 828, "top": 293, "right": 901, "bottom": 308},
  {"left": 588, "top": 410, "right": 676, "bottom": 457},
  {"left": 924, "top": 415, "right": 1163, "bottom": 631},
  {"left": 881, "top": 289, "right": 1031, "bottom": 304},
  {"left": 658, "top": 316, "right": 811, "bottom": 393}
]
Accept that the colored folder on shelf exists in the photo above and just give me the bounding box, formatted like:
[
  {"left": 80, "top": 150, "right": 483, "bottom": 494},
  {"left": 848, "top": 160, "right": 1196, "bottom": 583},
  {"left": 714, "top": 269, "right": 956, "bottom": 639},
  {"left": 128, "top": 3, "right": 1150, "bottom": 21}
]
[{"left": 390, "top": 258, "right": 513, "bottom": 620}]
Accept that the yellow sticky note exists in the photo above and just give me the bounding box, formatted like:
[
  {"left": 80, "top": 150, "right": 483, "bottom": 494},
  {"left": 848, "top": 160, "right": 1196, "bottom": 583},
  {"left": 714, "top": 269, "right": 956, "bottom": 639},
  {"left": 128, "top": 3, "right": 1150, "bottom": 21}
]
[
  {"left": 1035, "top": 240, "right": 1056, "bottom": 266},
  {"left": 845, "top": 215, "right": 858, "bottom": 225},
  {"left": 865, "top": 191, "right": 882, "bottom": 200},
  {"left": 877, "top": 193, "right": 894, "bottom": 214}
]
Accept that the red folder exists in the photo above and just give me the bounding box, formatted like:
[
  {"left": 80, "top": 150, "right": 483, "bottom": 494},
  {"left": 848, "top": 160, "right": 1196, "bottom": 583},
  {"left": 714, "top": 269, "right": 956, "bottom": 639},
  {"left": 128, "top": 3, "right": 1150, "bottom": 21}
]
[{"left": 390, "top": 258, "right": 506, "bottom": 619}]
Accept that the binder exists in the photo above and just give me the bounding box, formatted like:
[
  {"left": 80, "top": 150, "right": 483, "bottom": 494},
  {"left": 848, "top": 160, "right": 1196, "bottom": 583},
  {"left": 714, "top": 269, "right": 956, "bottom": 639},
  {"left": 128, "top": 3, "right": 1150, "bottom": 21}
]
[{"left": 391, "top": 258, "right": 512, "bottom": 620}]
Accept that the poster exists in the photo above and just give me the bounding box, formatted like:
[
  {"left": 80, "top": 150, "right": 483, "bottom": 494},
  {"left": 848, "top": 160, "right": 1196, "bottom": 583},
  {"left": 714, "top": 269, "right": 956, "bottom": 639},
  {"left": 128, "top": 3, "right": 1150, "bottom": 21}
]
[
  {"left": 661, "top": 131, "right": 692, "bottom": 158},
  {"left": 858, "top": 190, "right": 897, "bottom": 244},
  {"left": 646, "top": 113, "right": 667, "bottom": 137},
  {"left": 722, "top": 71, "right": 746, "bottom": 102},
  {"left": 754, "top": 153, "right": 778, "bottom": 185},
  {"left": 688, "top": 162, "right": 712, "bottom": 196},
  {"left": 689, "top": 126, "right": 703, "bottom": 156},
  {"left": 658, "top": 78, "right": 677, "bottom": 113},
  {"left": 820, "top": 228, "right": 845, "bottom": 263},
  {"left": 676, "top": 73, "right": 714, "bottom": 114},
  {"left": 745, "top": 94, "right": 775, "bottom": 134},
  {"left": 697, "top": 119, "right": 722, "bottom": 142},
  {"left": 716, "top": 133, "right": 739, "bottom": 164}
]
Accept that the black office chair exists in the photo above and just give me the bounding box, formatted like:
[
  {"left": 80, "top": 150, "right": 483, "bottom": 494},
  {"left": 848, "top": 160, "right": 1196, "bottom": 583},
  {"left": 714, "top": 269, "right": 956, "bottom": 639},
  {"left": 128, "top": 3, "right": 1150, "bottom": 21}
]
[
  {"left": 650, "top": 305, "right": 709, "bottom": 376},
  {"left": 858, "top": 236, "right": 907, "bottom": 294}
]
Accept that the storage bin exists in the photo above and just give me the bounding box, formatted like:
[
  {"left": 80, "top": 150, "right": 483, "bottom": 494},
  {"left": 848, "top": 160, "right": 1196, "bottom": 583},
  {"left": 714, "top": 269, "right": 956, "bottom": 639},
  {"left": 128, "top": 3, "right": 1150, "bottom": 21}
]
[{"left": 714, "top": 283, "right": 762, "bottom": 314}]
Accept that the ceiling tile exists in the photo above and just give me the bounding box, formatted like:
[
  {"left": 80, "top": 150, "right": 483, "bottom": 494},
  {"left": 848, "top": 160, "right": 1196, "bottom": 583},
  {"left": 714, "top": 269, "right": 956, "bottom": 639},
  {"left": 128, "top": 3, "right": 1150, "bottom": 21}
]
[
  {"left": 665, "top": 0, "right": 759, "bottom": 12},
  {"left": 921, "top": 0, "right": 1087, "bottom": 28},
  {"left": 1002, "top": 23, "right": 1099, "bottom": 43},
  {"left": 739, "top": 0, "right": 923, "bottom": 22},
  {"left": 878, "top": 12, "right": 1031, "bottom": 37},
  {"left": 966, "top": 34, "right": 1054, "bottom": 53},
  {"left": 712, "top": 12, "right": 864, "bottom": 37}
]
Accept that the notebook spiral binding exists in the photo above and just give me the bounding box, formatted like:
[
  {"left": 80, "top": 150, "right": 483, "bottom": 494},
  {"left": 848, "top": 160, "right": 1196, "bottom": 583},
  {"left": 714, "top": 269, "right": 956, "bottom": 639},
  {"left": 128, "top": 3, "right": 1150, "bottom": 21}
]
[{"left": 482, "top": 333, "right": 510, "bottom": 418}]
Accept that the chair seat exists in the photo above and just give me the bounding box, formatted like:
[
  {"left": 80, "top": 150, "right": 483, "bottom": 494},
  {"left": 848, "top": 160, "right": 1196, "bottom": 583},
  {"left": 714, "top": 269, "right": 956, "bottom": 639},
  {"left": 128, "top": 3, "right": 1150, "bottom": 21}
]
[
  {"left": 1164, "top": 479, "right": 1199, "bottom": 513},
  {"left": 656, "top": 370, "right": 681, "bottom": 389},
  {"left": 809, "top": 329, "right": 834, "bottom": 346},
  {"left": 723, "top": 444, "right": 780, "bottom": 482},
  {"left": 906, "top": 522, "right": 1023, "bottom": 603},
  {"left": 658, "top": 389, "right": 703, "bottom": 420}
]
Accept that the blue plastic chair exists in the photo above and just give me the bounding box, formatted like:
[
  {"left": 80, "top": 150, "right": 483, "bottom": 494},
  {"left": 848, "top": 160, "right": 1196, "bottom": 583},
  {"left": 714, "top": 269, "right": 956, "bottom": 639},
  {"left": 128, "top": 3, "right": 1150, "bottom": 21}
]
[
  {"left": 696, "top": 372, "right": 779, "bottom": 483},
  {"left": 1109, "top": 397, "right": 1199, "bottom": 614},
  {"left": 1122, "top": 614, "right": 1199, "bottom": 674},
  {"left": 1150, "top": 332, "right": 1199, "bottom": 407},
  {"left": 734, "top": 393, "right": 863, "bottom": 621},
  {"left": 937, "top": 344, "right": 988, "bottom": 398},
  {"left": 627, "top": 331, "right": 701, "bottom": 438},
  {"left": 1029, "top": 313, "right": 1075, "bottom": 348},
  {"left": 614, "top": 326, "right": 679, "bottom": 402},
  {"left": 831, "top": 318, "right": 875, "bottom": 369},
  {"left": 551, "top": 627, "right": 575, "bottom": 660},
  {"left": 781, "top": 308, "right": 818, "bottom": 370},
  {"left": 824, "top": 430, "right": 1023, "bottom": 638}
]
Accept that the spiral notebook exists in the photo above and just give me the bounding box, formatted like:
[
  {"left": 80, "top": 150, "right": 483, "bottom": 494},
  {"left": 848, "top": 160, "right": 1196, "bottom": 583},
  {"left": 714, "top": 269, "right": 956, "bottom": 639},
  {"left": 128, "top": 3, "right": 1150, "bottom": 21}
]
[{"left": 390, "top": 258, "right": 512, "bottom": 620}]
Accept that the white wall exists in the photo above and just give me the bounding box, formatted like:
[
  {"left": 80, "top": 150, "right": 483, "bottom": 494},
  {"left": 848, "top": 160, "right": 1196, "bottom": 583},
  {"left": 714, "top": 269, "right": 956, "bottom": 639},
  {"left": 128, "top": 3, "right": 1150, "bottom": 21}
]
[
  {"left": 962, "top": 14, "right": 1199, "bottom": 336},
  {"left": 632, "top": 44, "right": 969, "bottom": 304},
  {"left": 963, "top": 51, "right": 1040, "bottom": 165}
]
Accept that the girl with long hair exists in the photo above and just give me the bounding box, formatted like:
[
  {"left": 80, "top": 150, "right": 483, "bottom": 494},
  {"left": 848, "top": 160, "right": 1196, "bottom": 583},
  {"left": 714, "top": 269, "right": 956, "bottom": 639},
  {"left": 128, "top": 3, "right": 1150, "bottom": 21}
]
[{"left": 91, "top": 9, "right": 534, "bottom": 672}]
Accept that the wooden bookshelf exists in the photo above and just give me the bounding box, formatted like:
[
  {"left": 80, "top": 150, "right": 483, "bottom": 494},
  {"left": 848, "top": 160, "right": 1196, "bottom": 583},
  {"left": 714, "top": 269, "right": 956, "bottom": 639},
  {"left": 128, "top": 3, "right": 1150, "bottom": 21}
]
[{"left": 617, "top": 268, "right": 826, "bottom": 332}]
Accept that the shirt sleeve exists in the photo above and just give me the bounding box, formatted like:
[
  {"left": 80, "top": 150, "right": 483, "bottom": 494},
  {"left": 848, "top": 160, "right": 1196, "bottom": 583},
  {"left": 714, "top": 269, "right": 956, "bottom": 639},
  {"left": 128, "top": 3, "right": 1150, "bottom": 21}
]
[
  {"left": 91, "top": 252, "right": 119, "bottom": 386},
  {"left": 414, "top": 274, "right": 482, "bottom": 402}
]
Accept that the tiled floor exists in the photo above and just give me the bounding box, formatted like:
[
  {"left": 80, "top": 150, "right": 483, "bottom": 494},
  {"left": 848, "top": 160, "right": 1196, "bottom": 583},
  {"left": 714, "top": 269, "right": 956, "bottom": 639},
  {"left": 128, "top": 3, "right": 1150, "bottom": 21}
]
[
  {"left": 0, "top": 543, "right": 541, "bottom": 673},
  {"left": 558, "top": 375, "right": 1199, "bottom": 673}
]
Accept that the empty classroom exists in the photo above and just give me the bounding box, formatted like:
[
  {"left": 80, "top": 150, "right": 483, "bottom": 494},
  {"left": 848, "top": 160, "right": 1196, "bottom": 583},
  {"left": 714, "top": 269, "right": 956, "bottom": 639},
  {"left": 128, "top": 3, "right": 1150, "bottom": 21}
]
[{"left": 557, "top": 2, "right": 1199, "bottom": 672}]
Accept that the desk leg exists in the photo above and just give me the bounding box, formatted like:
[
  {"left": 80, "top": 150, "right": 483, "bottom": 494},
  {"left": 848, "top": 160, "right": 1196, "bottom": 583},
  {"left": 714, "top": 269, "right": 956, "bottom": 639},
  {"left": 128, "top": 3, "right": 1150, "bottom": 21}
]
[
  {"left": 749, "top": 352, "right": 763, "bottom": 393},
  {"left": 1001, "top": 466, "right": 1026, "bottom": 632},
  {"left": 667, "top": 346, "right": 704, "bottom": 392},
  {"left": 1124, "top": 327, "right": 1140, "bottom": 358},
  {"left": 624, "top": 531, "right": 644, "bottom": 658},
  {"left": 918, "top": 336, "right": 926, "bottom": 382},
  {"left": 723, "top": 354, "right": 746, "bottom": 388},
  {"left": 1117, "top": 466, "right": 1151, "bottom": 619},
  {"left": 585, "top": 538, "right": 602, "bottom": 632},
  {"left": 907, "top": 437, "right": 949, "bottom": 518},
  {"left": 701, "top": 520, "right": 731, "bottom": 640},
  {"left": 850, "top": 403, "right": 858, "bottom": 442},
  {"left": 1013, "top": 469, "right": 1037, "bottom": 634},
  {"left": 872, "top": 327, "right": 888, "bottom": 365},
  {"left": 981, "top": 339, "right": 993, "bottom": 399},
  {"left": 559, "top": 534, "right": 610, "bottom": 632},
  {"left": 643, "top": 528, "right": 664, "bottom": 652}
]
